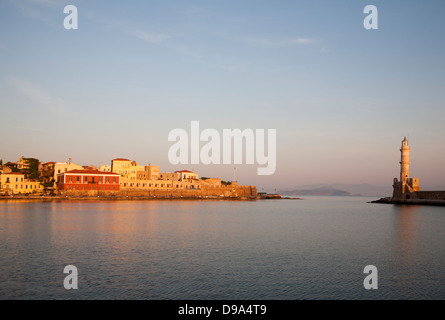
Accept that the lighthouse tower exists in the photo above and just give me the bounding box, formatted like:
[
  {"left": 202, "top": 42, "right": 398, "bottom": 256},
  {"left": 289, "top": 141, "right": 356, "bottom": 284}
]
[
  {"left": 392, "top": 137, "right": 420, "bottom": 200},
  {"left": 400, "top": 137, "right": 410, "bottom": 184}
]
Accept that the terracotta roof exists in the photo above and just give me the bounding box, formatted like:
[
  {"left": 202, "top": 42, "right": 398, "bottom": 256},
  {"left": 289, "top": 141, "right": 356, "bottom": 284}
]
[
  {"left": 175, "top": 170, "right": 194, "bottom": 173},
  {"left": 112, "top": 158, "right": 131, "bottom": 161},
  {"left": 62, "top": 169, "right": 120, "bottom": 175}
]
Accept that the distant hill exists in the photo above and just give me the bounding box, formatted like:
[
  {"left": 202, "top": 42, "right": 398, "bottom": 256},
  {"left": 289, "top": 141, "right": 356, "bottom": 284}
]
[
  {"left": 279, "top": 184, "right": 392, "bottom": 197},
  {"left": 280, "top": 187, "right": 355, "bottom": 196}
]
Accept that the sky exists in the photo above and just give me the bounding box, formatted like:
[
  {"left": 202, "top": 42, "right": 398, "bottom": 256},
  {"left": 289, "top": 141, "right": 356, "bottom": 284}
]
[{"left": 1, "top": 0, "right": 445, "bottom": 191}]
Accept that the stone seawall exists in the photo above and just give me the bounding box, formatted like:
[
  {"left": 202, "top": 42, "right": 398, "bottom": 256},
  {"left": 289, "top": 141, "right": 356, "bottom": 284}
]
[
  {"left": 371, "top": 197, "right": 445, "bottom": 206},
  {"left": 59, "top": 184, "right": 257, "bottom": 198},
  {"left": 409, "top": 191, "right": 445, "bottom": 200}
]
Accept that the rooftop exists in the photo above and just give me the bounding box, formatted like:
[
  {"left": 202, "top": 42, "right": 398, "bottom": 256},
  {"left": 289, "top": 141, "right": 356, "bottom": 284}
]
[{"left": 62, "top": 169, "right": 120, "bottom": 175}]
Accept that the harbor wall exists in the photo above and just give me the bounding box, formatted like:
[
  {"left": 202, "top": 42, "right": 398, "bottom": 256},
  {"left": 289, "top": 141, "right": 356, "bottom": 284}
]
[{"left": 59, "top": 184, "right": 257, "bottom": 198}]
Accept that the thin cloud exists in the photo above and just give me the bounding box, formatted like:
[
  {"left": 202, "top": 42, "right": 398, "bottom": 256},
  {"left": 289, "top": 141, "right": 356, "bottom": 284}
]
[
  {"left": 246, "top": 36, "right": 318, "bottom": 47},
  {"left": 135, "top": 31, "right": 171, "bottom": 44},
  {"left": 289, "top": 38, "right": 316, "bottom": 44},
  {"left": 102, "top": 19, "right": 172, "bottom": 45},
  {"left": 9, "top": 77, "right": 70, "bottom": 115}
]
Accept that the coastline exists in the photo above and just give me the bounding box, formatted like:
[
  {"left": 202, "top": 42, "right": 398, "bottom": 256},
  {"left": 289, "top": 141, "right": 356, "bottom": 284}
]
[{"left": 0, "top": 194, "right": 300, "bottom": 202}]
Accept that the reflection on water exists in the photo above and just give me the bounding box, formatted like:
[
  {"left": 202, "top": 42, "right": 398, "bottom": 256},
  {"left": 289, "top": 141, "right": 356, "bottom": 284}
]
[
  {"left": 391, "top": 205, "right": 420, "bottom": 298},
  {"left": 0, "top": 198, "right": 444, "bottom": 299},
  {"left": 395, "top": 205, "right": 419, "bottom": 265}
]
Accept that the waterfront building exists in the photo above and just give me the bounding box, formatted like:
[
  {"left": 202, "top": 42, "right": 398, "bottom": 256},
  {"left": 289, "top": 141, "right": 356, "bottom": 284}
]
[
  {"left": 99, "top": 164, "right": 112, "bottom": 172},
  {"left": 121, "top": 178, "right": 174, "bottom": 189},
  {"left": 41, "top": 161, "right": 56, "bottom": 186},
  {"left": 136, "top": 163, "right": 160, "bottom": 180},
  {"left": 56, "top": 169, "right": 120, "bottom": 191},
  {"left": 53, "top": 161, "right": 83, "bottom": 185},
  {"left": 159, "top": 172, "right": 177, "bottom": 181},
  {"left": 111, "top": 158, "right": 144, "bottom": 180},
  {"left": 0, "top": 172, "right": 42, "bottom": 194},
  {"left": 16, "top": 156, "right": 30, "bottom": 170},
  {"left": 175, "top": 170, "right": 198, "bottom": 181}
]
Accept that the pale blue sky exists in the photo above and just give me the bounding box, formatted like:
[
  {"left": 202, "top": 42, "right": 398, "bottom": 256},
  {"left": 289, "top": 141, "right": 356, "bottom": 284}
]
[{"left": 1, "top": 0, "right": 444, "bottom": 190}]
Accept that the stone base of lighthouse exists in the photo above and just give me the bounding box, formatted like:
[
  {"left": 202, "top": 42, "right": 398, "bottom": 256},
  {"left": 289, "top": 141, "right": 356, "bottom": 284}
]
[{"left": 392, "top": 177, "right": 421, "bottom": 200}]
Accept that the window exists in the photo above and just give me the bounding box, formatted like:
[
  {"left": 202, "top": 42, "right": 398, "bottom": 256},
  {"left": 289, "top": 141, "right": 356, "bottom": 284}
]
[{"left": 77, "top": 176, "right": 80, "bottom": 182}]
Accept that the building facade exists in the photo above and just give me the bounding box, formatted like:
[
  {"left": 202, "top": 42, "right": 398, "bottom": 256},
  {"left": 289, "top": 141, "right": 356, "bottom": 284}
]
[
  {"left": 41, "top": 161, "right": 56, "bottom": 186},
  {"left": 57, "top": 169, "right": 120, "bottom": 191},
  {"left": 0, "top": 172, "right": 42, "bottom": 194},
  {"left": 176, "top": 170, "right": 198, "bottom": 181},
  {"left": 111, "top": 158, "right": 144, "bottom": 180},
  {"left": 53, "top": 161, "right": 84, "bottom": 185},
  {"left": 99, "top": 164, "right": 112, "bottom": 172}
]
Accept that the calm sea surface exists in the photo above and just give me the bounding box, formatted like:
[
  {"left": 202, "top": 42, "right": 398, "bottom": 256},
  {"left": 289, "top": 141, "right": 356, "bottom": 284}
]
[{"left": 0, "top": 197, "right": 444, "bottom": 300}]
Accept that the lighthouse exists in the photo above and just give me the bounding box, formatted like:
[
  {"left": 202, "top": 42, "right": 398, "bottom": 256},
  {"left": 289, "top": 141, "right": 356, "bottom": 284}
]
[
  {"left": 400, "top": 137, "right": 410, "bottom": 184},
  {"left": 392, "top": 137, "right": 420, "bottom": 200}
]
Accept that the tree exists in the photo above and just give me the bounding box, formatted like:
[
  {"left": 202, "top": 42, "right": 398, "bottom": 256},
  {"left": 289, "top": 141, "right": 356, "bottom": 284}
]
[{"left": 24, "top": 158, "right": 40, "bottom": 180}]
